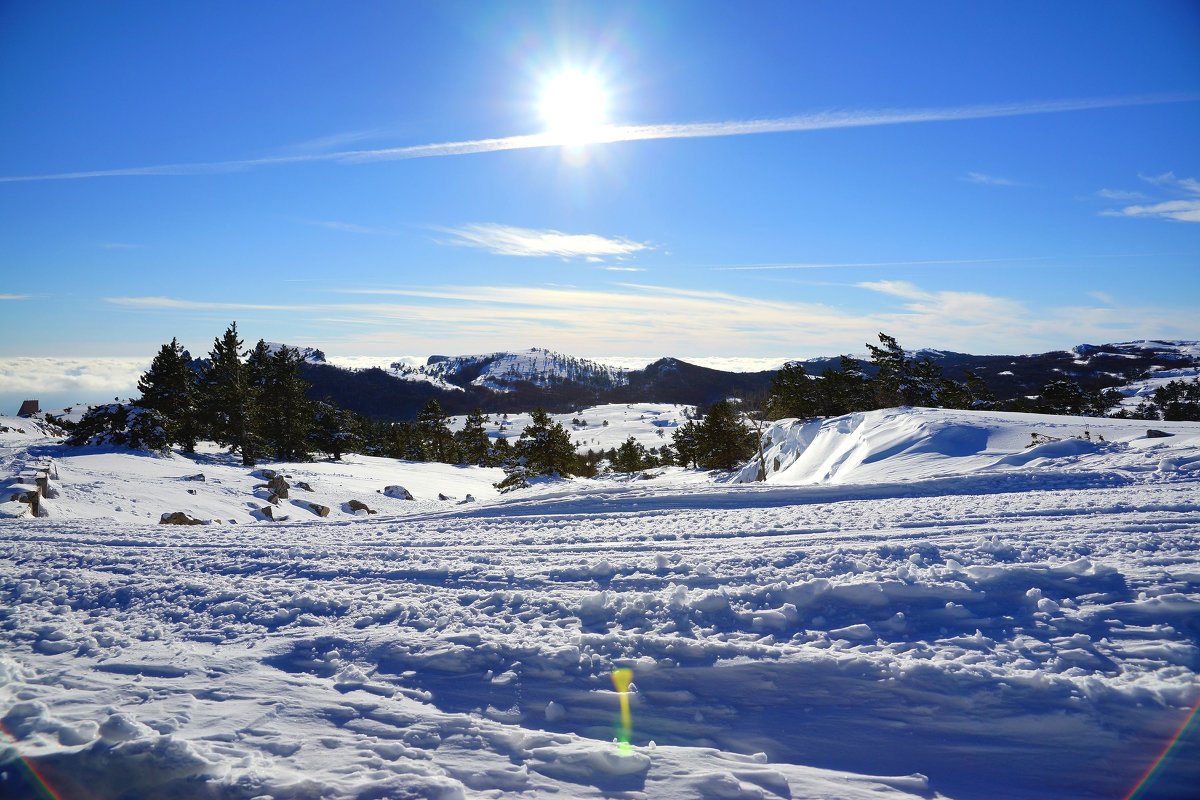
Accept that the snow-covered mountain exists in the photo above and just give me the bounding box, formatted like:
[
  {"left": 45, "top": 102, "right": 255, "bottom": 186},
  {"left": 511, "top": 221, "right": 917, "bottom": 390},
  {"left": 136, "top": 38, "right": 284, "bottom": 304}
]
[
  {"left": 262, "top": 342, "right": 327, "bottom": 364},
  {"left": 299, "top": 339, "right": 1200, "bottom": 422},
  {"left": 388, "top": 347, "right": 630, "bottom": 393}
]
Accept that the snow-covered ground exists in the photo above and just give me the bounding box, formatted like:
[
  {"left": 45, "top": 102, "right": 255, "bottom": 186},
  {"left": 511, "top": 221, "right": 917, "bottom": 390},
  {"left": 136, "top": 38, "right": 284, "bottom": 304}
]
[
  {"left": 2, "top": 407, "right": 1199, "bottom": 799},
  {"left": 450, "top": 402, "right": 692, "bottom": 454}
]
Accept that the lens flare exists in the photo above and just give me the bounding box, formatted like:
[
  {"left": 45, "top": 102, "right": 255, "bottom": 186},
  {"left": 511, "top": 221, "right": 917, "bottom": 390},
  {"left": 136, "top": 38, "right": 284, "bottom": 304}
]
[
  {"left": 611, "top": 667, "right": 634, "bottom": 752},
  {"left": 0, "top": 721, "right": 63, "bottom": 800},
  {"left": 1123, "top": 696, "right": 1200, "bottom": 799}
]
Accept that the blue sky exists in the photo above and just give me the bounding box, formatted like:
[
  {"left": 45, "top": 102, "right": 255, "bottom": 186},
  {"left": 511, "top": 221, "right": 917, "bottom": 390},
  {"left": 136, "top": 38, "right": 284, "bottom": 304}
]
[{"left": 2, "top": 1, "right": 1199, "bottom": 408}]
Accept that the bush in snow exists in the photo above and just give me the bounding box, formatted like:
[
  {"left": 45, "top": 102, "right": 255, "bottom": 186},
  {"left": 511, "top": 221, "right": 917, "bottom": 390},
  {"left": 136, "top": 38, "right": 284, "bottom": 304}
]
[{"left": 67, "top": 403, "right": 171, "bottom": 453}]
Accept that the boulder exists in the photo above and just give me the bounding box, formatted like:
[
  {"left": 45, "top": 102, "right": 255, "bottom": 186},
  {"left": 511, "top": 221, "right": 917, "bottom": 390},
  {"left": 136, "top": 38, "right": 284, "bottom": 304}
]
[
  {"left": 460, "top": 494, "right": 476, "bottom": 504},
  {"left": 384, "top": 485, "right": 414, "bottom": 500},
  {"left": 347, "top": 499, "right": 375, "bottom": 514},
  {"left": 307, "top": 503, "right": 331, "bottom": 518},
  {"left": 295, "top": 481, "right": 314, "bottom": 492},
  {"left": 267, "top": 475, "right": 290, "bottom": 499},
  {"left": 160, "top": 512, "right": 205, "bottom": 526},
  {"left": 256, "top": 468, "right": 278, "bottom": 480},
  {"left": 1146, "top": 429, "right": 1173, "bottom": 438},
  {"left": 258, "top": 505, "right": 287, "bottom": 521},
  {"left": 182, "top": 473, "right": 206, "bottom": 482},
  {"left": 437, "top": 493, "right": 455, "bottom": 501}
]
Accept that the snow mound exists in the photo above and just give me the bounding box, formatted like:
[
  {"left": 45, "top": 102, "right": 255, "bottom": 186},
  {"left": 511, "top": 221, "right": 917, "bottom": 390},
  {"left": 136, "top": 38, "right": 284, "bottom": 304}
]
[{"left": 736, "top": 406, "right": 1200, "bottom": 484}]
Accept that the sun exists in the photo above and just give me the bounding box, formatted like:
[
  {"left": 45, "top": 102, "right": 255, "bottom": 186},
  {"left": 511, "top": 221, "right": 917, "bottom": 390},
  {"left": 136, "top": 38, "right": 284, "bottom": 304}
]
[{"left": 539, "top": 70, "right": 609, "bottom": 144}]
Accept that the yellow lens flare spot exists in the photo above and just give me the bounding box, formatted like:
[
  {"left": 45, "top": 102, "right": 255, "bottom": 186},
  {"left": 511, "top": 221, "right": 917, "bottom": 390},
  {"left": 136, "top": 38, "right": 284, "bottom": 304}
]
[
  {"left": 611, "top": 667, "right": 634, "bottom": 753},
  {"left": 539, "top": 70, "right": 609, "bottom": 145}
]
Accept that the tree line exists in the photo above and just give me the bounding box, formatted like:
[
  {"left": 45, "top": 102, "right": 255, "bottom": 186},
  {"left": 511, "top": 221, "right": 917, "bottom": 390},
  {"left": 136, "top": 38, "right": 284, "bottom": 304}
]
[
  {"left": 64, "top": 326, "right": 1197, "bottom": 481},
  {"left": 762, "top": 332, "right": 1145, "bottom": 420}
]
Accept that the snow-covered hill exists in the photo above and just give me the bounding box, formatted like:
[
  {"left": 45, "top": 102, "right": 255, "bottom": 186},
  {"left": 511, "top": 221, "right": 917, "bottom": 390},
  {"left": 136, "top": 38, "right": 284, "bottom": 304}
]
[
  {"left": 391, "top": 347, "right": 629, "bottom": 393},
  {"left": 2, "top": 407, "right": 1199, "bottom": 798}
]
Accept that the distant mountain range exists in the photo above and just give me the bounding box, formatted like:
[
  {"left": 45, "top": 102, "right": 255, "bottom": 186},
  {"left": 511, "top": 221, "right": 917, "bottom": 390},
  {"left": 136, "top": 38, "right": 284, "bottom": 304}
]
[{"left": 297, "top": 341, "right": 1200, "bottom": 421}]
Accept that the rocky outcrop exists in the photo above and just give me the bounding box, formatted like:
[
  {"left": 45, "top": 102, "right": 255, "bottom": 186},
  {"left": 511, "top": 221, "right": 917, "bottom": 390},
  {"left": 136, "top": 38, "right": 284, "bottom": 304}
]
[
  {"left": 306, "top": 502, "right": 331, "bottom": 517},
  {"left": 160, "top": 512, "right": 205, "bottom": 525},
  {"left": 383, "top": 485, "right": 414, "bottom": 500},
  {"left": 347, "top": 499, "right": 376, "bottom": 515},
  {"left": 295, "top": 481, "right": 314, "bottom": 492}
]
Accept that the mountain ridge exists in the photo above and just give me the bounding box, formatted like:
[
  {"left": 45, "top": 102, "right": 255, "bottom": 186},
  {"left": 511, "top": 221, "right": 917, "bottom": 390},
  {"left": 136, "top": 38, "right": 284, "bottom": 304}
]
[{"left": 295, "top": 339, "right": 1200, "bottom": 421}]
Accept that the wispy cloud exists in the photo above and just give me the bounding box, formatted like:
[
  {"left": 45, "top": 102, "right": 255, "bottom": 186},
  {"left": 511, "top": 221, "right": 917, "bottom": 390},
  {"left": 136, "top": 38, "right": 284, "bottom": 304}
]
[
  {"left": 1095, "top": 188, "right": 1148, "bottom": 201},
  {"left": 436, "top": 223, "right": 649, "bottom": 258},
  {"left": 96, "top": 241, "right": 144, "bottom": 250},
  {"left": 2, "top": 94, "right": 1192, "bottom": 183},
  {"left": 105, "top": 296, "right": 318, "bottom": 311},
  {"left": 1101, "top": 171, "right": 1200, "bottom": 222},
  {"left": 602, "top": 266, "right": 646, "bottom": 272},
  {"left": 0, "top": 294, "right": 31, "bottom": 300},
  {"left": 304, "top": 219, "right": 394, "bottom": 235},
  {"left": 855, "top": 280, "right": 932, "bottom": 300},
  {"left": 964, "top": 171, "right": 1022, "bottom": 187},
  {"left": 709, "top": 252, "right": 1158, "bottom": 271}
]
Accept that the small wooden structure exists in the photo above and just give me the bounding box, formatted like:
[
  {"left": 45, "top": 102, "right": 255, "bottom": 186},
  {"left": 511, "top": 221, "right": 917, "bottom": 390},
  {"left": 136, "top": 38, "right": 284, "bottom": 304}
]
[{"left": 17, "top": 400, "right": 39, "bottom": 417}]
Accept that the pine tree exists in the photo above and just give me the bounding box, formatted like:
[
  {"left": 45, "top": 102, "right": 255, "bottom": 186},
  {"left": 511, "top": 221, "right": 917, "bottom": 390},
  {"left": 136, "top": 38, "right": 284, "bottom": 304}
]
[
  {"left": 455, "top": 407, "right": 492, "bottom": 465},
  {"left": 818, "top": 356, "right": 871, "bottom": 416},
  {"left": 311, "top": 399, "right": 360, "bottom": 460},
  {"left": 135, "top": 337, "right": 201, "bottom": 451},
  {"left": 696, "top": 400, "right": 757, "bottom": 470},
  {"left": 515, "top": 408, "right": 576, "bottom": 476},
  {"left": 416, "top": 399, "right": 455, "bottom": 463},
  {"left": 612, "top": 436, "right": 648, "bottom": 473},
  {"left": 767, "top": 362, "right": 820, "bottom": 419},
  {"left": 258, "top": 344, "right": 314, "bottom": 461},
  {"left": 671, "top": 419, "right": 703, "bottom": 467},
  {"left": 201, "top": 323, "right": 262, "bottom": 466}
]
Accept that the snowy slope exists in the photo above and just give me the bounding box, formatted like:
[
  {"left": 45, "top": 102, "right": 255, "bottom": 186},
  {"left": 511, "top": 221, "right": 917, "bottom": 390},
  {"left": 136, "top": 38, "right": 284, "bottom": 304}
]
[
  {"left": 0, "top": 418, "right": 504, "bottom": 524},
  {"left": 3, "top": 408, "right": 1199, "bottom": 799}
]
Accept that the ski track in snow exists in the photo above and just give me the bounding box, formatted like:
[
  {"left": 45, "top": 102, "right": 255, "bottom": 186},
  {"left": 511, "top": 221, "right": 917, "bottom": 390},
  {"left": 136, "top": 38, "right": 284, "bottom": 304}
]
[{"left": 1, "top": 408, "right": 1199, "bottom": 799}]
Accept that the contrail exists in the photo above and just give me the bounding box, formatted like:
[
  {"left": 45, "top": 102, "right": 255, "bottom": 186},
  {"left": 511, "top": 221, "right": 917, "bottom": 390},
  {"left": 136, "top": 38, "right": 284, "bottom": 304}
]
[{"left": 2, "top": 93, "right": 1193, "bottom": 183}]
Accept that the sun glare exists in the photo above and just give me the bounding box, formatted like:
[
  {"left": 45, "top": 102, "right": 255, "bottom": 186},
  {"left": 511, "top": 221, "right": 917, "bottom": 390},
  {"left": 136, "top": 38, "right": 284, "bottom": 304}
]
[{"left": 539, "top": 70, "right": 609, "bottom": 144}]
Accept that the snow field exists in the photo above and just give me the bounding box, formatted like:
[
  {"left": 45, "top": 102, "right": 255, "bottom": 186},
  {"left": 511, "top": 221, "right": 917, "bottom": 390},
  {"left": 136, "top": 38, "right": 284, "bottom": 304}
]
[{"left": 2, "top": 406, "right": 1199, "bottom": 798}]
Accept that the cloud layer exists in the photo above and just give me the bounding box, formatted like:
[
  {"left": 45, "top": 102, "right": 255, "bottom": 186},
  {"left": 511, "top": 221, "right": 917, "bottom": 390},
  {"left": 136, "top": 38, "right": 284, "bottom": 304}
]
[{"left": 102, "top": 277, "right": 1193, "bottom": 361}]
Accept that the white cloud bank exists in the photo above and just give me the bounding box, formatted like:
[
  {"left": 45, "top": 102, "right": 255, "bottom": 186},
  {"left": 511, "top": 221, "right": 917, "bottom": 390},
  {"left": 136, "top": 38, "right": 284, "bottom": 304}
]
[
  {"left": 2, "top": 94, "right": 1192, "bottom": 183},
  {"left": 0, "top": 357, "right": 149, "bottom": 401},
  {"left": 437, "top": 223, "right": 649, "bottom": 258}
]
